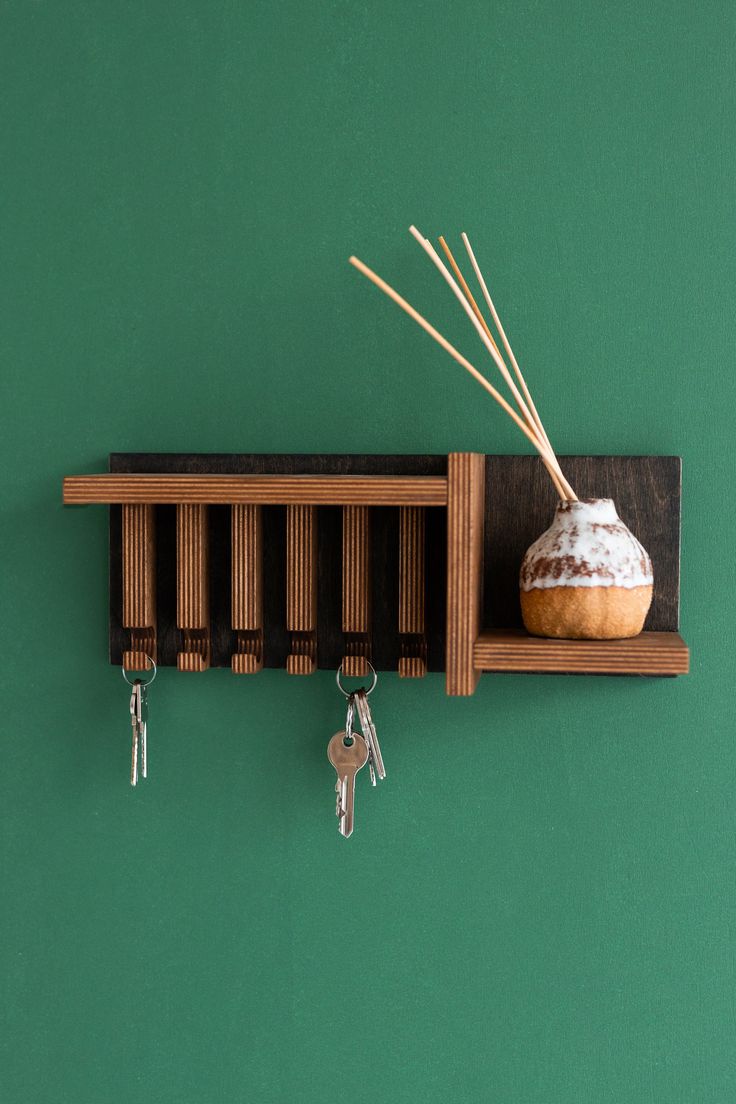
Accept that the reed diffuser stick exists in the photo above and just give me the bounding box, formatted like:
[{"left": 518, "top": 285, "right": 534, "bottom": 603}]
[
  {"left": 407, "top": 227, "right": 577, "bottom": 500},
  {"left": 410, "top": 228, "right": 537, "bottom": 433},
  {"left": 438, "top": 237, "right": 501, "bottom": 358},
  {"left": 348, "top": 256, "right": 567, "bottom": 477},
  {"left": 438, "top": 235, "right": 566, "bottom": 500},
  {"left": 461, "top": 232, "right": 555, "bottom": 458}
]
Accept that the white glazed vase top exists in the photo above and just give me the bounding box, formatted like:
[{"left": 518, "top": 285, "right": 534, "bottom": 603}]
[{"left": 519, "top": 499, "right": 654, "bottom": 640}]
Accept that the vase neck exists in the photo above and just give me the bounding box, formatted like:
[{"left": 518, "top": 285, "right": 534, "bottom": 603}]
[{"left": 556, "top": 498, "right": 618, "bottom": 523}]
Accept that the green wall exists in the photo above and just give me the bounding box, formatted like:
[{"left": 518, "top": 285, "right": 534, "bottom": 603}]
[{"left": 2, "top": 3, "right": 734, "bottom": 1101}]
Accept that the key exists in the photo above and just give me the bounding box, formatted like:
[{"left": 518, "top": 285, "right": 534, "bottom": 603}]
[
  {"left": 328, "top": 730, "right": 368, "bottom": 838},
  {"left": 138, "top": 684, "right": 148, "bottom": 780},
  {"left": 129, "top": 682, "right": 141, "bottom": 786},
  {"left": 350, "top": 687, "right": 376, "bottom": 786},
  {"left": 129, "top": 680, "right": 149, "bottom": 785},
  {"left": 122, "top": 658, "right": 156, "bottom": 788},
  {"left": 345, "top": 692, "right": 372, "bottom": 784},
  {"left": 354, "top": 688, "right": 386, "bottom": 782}
]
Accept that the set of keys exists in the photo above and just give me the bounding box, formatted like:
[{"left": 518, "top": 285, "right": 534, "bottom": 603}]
[
  {"left": 123, "top": 659, "right": 155, "bottom": 787},
  {"left": 120, "top": 657, "right": 386, "bottom": 832},
  {"left": 328, "top": 663, "right": 385, "bottom": 838}
]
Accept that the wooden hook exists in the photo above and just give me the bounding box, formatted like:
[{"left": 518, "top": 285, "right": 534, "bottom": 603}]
[
  {"left": 286, "top": 505, "right": 317, "bottom": 674},
  {"left": 176, "top": 504, "right": 210, "bottom": 671},
  {"left": 231, "top": 504, "right": 263, "bottom": 673},
  {"left": 122, "top": 504, "right": 156, "bottom": 669},
  {"left": 398, "top": 506, "right": 427, "bottom": 677},
  {"left": 342, "top": 505, "right": 371, "bottom": 677}
]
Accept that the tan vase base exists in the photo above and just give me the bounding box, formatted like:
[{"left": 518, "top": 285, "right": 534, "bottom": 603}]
[{"left": 520, "top": 584, "right": 653, "bottom": 640}]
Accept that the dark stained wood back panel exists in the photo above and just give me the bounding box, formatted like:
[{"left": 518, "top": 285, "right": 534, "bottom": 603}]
[{"left": 483, "top": 456, "right": 680, "bottom": 633}]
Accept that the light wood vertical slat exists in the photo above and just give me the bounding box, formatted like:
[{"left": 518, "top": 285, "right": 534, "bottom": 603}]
[
  {"left": 286, "top": 505, "right": 317, "bottom": 674},
  {"left": 342, "top": 505, "right": 370, "bottom": 677},
  {"left": 446, "top": 453, "right": 485, "bottom": 695},
  {"left": 122, "top": 504, "right": 156, "bottom": 669},
  {"left": 231, "top": 504, "right": 263, "bottom": 673},
  {"left": 398, "top": 505, "right": 426, "bottom": 677},
  {"left": 176, "top": 504, "right": 210, "bottom": 672}
]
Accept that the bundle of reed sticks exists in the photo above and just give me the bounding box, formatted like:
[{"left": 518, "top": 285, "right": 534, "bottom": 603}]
[{"left": 349, "top": 227, "right": 577, "bottom": 502}]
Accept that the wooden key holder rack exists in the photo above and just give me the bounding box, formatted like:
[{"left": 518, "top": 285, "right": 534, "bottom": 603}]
[{"left": 62, "top": 452, "right": 689, "bottom": 693}]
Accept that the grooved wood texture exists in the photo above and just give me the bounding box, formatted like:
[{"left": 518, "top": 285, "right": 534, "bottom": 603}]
[
  {"left": 64, "top": 473, "right": 447, "bottom": 505},
  {"left": 286, "top": 505, "right": 317, "bottom": 674},
  {"left": 398, "top": 506, "right": 426, "bottom": 678},
  {"left": 473, "top": 630, "right": 690, "bottom": 675},
  {"left": 342, "top": 505, "right": 370, "bottom": 677},
  {"left": 231, "top": 648, "right": 261, "bottom": 675},
  {"left": 176, "top": 504, "right": 210, "bottom": 671},
  {"left": 446, "top": 453, "right": 485, "bottom": 696},
  {"left": 231, "top": 504, "right": 262, "bottom": 673},
  {"left": 286, "top": 646, "right": 317, "bottom": 676},
  {"left": 121, "top": 503, "right": 156, "bottom": 669},
  {"left": 398, "top": 651, "right": 427, "bottom": 679}
]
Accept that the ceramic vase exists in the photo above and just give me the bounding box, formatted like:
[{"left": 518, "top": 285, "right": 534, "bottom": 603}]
[{"left": 519, "top": 498, "right": 653, "bottom": 639}]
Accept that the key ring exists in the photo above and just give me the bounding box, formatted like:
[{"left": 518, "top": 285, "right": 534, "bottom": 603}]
[
  {"left": 121, "top": 656, "right": 157, "bottom": 687},
  {"left": 336, "top": 660, "right": 377, "bottom": 698}
]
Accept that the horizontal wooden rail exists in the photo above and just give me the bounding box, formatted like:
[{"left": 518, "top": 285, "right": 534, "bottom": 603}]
[
  {"left": 473, "top": 630, "right": 690, "bottom": 676},
  {"left": 63, "top": 474, "right": 448, "bottom": 506}
]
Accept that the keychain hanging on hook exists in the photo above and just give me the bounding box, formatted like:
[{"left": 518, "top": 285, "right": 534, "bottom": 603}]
[
  {"left": 122, "top": 657, "right": 156, "bottom": 786},
  {"left": 328, "top": 661, "right": 386, "bottom": 838}
]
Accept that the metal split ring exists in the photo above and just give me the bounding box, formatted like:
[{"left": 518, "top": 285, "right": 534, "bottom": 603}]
[
  {"left": 121, "top": 656, "right": 157, "bottom": 687},
  {"left": 335, "top": 660, "right": 377, "bottom": 698}
]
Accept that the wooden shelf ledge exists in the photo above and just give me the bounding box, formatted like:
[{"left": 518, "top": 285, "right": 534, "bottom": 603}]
[
  {"left": 473, "top": 629, "right": 689, "bottom": 676},
  {"left": 63, "top": 473, "right": 448, "bottom": 507}
]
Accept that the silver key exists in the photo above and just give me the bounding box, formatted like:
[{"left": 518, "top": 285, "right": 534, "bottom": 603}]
[
  {"left": 129, "top": 682, "right": 141, "bottom": 786},
  {"left": 354, "top": 688, "right": 385, "bottom": 782},
  {"left": 139, "top": 684, "right": 148, "bottom": 779},
  {"left": 129, "top": 680, "right": 148, "bottom": 786},
  {"left": 328, "top": 730, "right": 368, "bottom": 838}
]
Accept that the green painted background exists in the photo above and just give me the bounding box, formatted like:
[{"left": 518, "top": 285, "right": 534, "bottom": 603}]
[{"left": 2, "top": 2, "right": 735, "bottom": 1101}]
